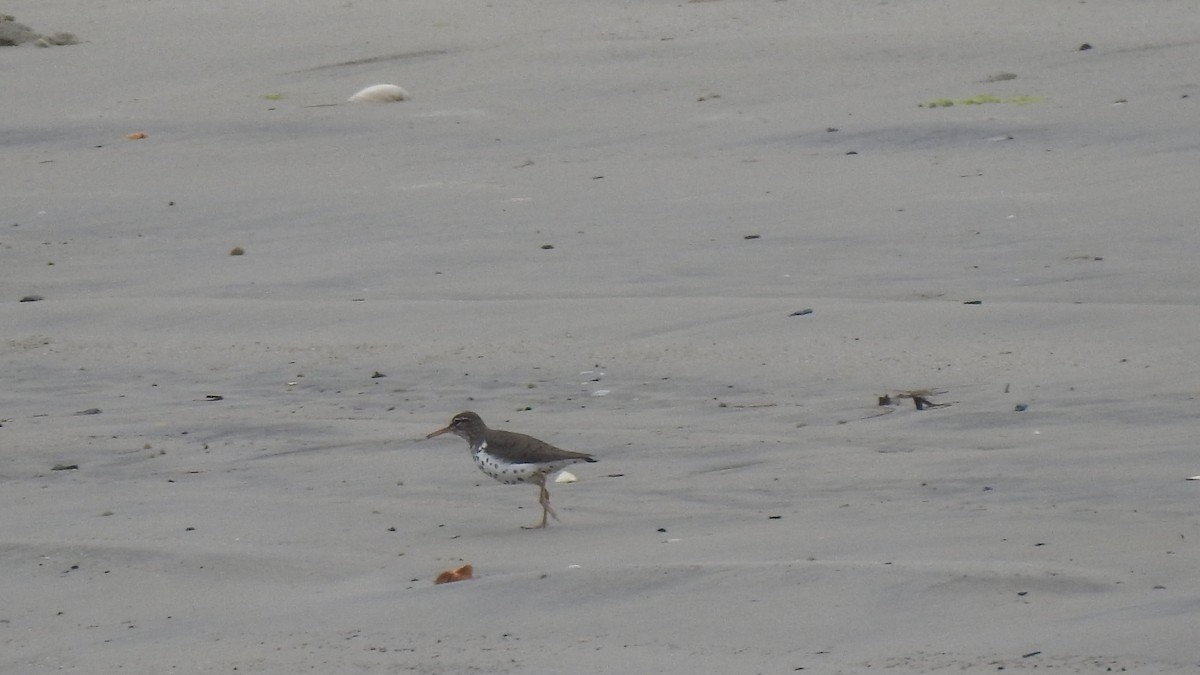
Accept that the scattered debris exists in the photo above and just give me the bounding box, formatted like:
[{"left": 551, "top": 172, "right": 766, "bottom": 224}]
[
  {"left": 555, "top": 471, "right": 577, "bottom": 484},
  {"left": 717, "top": 401, "right": 778, "bottom": 409},
  {"left": 51, "top": 463, "right": 79, "bottom": 471},
  {"left": 1014, "top": 404, "right": 1028, "bottom": 412},
  {"left": 204, "top": 395, "right": 223, "bottom": 401},
  {"left": 885, "top": 389, "right": 952, "bottom": 411},
  {"left": 789, "top": 308, "right": 813, "bottom": 316},
  {"left": 126, "top": 132, "right": 147, "bottom": 140},
  {"left": 1078, "top": 43, "right": 1093, "bottom": 51},
  {"left": 0, "top": 16, "right": 78, "bottom": 47},
  {"left": 73, "top": 408, "right": 102, "bottom": 415},
  {"left": 19, "top": 295, "right": 43, "bottom": 303},
  {"left": 229, "top": 246, "right": 245, "bottom": 256}
]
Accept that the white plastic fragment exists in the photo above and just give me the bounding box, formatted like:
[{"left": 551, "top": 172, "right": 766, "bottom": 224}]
[{"left": 348, "top": 84, "right": 410, "bottom": 103}]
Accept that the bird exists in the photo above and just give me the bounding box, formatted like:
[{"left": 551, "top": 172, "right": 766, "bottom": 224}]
[{"left": 425, "top": 411, "right": 596, "bottom": 528}]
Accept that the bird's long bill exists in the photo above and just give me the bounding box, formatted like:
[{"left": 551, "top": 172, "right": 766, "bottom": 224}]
[{"left": 425, "top": 425, "right": 453, "bottom": 439}]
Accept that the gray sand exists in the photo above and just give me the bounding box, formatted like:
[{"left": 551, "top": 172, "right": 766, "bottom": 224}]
[{"left": 3, "top": 0, "right": 1199, "bottom": 672}]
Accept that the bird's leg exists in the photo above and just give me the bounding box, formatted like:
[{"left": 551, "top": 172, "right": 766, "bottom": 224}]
[
  {"left": 540, "top": 483, "right": 560, "bottom": 522},
  {"left": 522, "top": 476, "right": 558, "bottom": 529}
]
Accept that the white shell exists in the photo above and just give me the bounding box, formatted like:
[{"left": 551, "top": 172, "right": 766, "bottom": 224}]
[
  {"left": 348, "top": 84, "right": 410, "bottom": 103},
  {"left": 555, "top": 471, "right": 577, "bottom": 484},
  {"left": 1188, "top": 475, "right": 1200, "bottom": 481}
]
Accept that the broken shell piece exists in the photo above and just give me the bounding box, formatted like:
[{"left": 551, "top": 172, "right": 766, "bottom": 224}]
[
  {"left": 434, "top": 564, "right": 473, "bottom": 585},
  {"left": 555, "top": 471, "right": 577, "bottom": 484},
  {"left": 1188, "top": 476, "right": 1200, "bottom": 481},
  {"left": 126, "top": 132, "right": 146, "bottom": 139},
  {"left": 348, "top": 84, "right": 409, "bottom": 103}
]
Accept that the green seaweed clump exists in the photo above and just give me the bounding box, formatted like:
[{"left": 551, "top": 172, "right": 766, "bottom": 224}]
[
  {"left": 960, "top": 94, "right": 1003, "bottom": 105},
  {"left": 920, "top": 93, "right": 1044, "bottom": 108}
]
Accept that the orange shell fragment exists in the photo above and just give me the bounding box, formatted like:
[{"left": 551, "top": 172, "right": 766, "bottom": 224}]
[
  {"left": 434, "top": 564, "right": 474, "bottom": 585},
  {"left": 127, "top": 132, "right": 147, "bottom": 139}
]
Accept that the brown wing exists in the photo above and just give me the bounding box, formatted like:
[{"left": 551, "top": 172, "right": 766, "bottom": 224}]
[{"left": 489, "top": 429, "right": 596, "bottom": 464}]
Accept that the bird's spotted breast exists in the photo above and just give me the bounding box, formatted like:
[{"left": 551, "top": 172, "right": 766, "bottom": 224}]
[
  {"left": 474, "top": 449, "right": 535, "bottom": 484},
  {"left": 471, "top": 448, "right": 580, "bottom": 486}
]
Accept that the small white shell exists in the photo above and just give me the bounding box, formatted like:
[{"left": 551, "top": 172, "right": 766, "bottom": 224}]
[
  {"left": 1188, "top": 475, "right": 1200, "bottom": 481},
  {"left": 555, "top": 471, "right": 577, "bottom": 484},
  {"left": 348, "top": 84, "right": 410, "bottom": 103}
]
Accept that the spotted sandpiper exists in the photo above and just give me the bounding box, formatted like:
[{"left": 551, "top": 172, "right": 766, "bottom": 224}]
[{"left": 425, "top": 411, "right": 596, "bottom": 529}]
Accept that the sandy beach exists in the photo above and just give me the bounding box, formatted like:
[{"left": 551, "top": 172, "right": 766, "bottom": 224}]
[{"left": 3, "top": 0, "right": 1199, "bottom": 672}]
